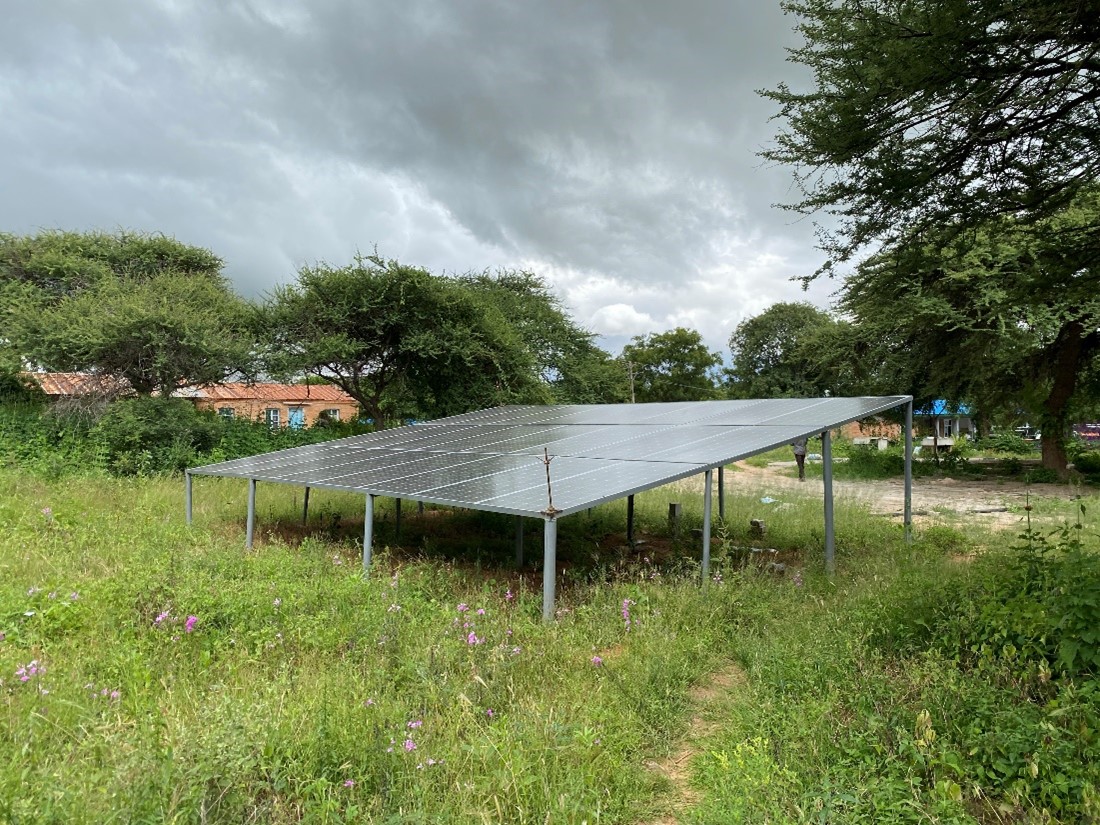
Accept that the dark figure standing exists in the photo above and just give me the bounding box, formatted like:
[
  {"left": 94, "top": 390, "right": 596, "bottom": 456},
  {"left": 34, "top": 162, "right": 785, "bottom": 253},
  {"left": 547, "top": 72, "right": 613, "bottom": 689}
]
[{"left": 792, "top": 437, "right": 807, "bottom": 481}]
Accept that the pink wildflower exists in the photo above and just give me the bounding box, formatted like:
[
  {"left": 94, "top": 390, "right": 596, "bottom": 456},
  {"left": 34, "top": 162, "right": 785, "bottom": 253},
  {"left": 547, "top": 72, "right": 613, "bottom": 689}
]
[
  {"left": 184, "top": 615, "right": 198, "bottom": 633},
  {"left": 407, "top": 719, "right": 422, "bottom": 729},
  {"left": 343, "top": 779, "right": 355, "bottom": 788},
  {"left": 504, "top": 589, "right": 514, "bottom": 601},
  {"left": 154, "top": 611, "right": 170, "bottom": 626},
  {"left": 456, "top": 603, "right": 469, "bottom": 613},
  {"left": 591, "top": 655, "right": 603, "bottom": 667},
  {"left": 466, "top": 631, "right": 482, "bottom": 645},
  {"left": 403, "top": 739, "right": 417, "bottom": 752},
  {"left": 485, "top": 708, "right": 494, "bottom": 718},
  {"left": 476, "top": 608, "right": 486, "bottom": 616}
]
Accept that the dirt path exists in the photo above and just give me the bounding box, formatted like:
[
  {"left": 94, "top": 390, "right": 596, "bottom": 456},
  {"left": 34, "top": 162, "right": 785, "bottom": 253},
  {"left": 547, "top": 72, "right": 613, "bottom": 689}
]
[
  {"left": 673, "top": 460, "right": 1078, "bottom": 530},
  {"left": 640, "top": 662, "right": 748, "bottom": 825}
]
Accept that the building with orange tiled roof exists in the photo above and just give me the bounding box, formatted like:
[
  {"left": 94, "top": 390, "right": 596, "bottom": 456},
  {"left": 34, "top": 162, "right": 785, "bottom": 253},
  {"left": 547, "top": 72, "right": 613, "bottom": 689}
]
[{"left": 25, "top": 373, "right": 359, "bottom": 428}]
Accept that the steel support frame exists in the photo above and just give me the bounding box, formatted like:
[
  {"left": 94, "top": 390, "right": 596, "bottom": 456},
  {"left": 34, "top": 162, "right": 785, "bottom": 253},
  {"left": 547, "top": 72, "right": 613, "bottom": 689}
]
[{"left": 823, "top": 430, "right": 835, "bottom": 574}]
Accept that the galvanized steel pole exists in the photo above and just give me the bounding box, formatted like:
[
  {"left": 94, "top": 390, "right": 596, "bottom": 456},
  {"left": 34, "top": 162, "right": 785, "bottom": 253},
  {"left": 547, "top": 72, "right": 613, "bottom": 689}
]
[
  {"left": 626, "top": 494, "right": 635, "bottom": 545},
  {"left": 822, "top": 431, "right": 835, "bottom": 574},
  {"left": 302, "top": 486, "right": 310, "bottom": 526},
  {"left": 542, "top": 517, "right": 557, "bottom": 621},
  {"left": 363, "top": 494, "right": 375, "bottom": 572},
  {"left": 246, "top": 479, "right": 256, "bottom": 549},
  {"left": 905, "top": 399, "right": 913, "bottom": 544},
  {"left": 702, "top": 468, "right": 713, "bottom": 582},
  {"left": 718, "top": 466, "right": 725, "bottom": 521},
  {"left": 185, "top": 472, "right": 192, "bottom": 525},
  {"left": 515, "top": 515, "right": 524, "bottom": 567}
]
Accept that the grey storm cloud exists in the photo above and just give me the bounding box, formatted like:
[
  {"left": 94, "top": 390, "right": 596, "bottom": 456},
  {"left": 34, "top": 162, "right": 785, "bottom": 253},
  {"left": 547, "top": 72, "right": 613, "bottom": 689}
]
[{"left": 0, "top": 0, "right": 835, "bottom": 354}]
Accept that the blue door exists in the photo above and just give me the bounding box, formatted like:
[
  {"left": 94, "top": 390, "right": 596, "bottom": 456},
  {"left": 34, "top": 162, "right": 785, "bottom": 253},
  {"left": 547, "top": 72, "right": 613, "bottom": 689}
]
[{"left": 288, "top": 406, "right": 305, "bottom": 429}]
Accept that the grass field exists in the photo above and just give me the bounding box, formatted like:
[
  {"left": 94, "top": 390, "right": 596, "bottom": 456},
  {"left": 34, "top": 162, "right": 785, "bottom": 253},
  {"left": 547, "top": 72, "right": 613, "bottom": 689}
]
[{"left": 2, "top": 468, "right": 1098, "bottom": 823}]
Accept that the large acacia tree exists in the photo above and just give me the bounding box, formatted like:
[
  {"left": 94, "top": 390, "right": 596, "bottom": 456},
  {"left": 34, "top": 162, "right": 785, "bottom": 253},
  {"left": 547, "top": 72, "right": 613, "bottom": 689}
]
[
  {"left": 2, "top": 231, "right": 253, "bottom": 396},
  {"left": 264, "top": 255, "right": 547, "bottom": 428},
  {"left": 763, "top": 0, "right": 1100, "bottom": 272},
  {"left": 840, "top": 191, "right": 1100, "bottom": 471},
  {"left": 460, "top": 270, "right": 630, "bottom": 404}
]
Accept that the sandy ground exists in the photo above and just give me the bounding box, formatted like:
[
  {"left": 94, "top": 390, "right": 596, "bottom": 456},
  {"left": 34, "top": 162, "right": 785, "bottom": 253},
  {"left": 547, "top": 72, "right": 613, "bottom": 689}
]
[{"left": 674, "top": 460, "right": 1084, "bottom": 531}]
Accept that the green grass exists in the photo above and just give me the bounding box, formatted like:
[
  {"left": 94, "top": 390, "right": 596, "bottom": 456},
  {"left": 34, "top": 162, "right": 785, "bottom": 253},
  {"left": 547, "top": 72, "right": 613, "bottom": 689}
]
[{"left": 2, "top": 468, "right": 1098, "bottom": 823}]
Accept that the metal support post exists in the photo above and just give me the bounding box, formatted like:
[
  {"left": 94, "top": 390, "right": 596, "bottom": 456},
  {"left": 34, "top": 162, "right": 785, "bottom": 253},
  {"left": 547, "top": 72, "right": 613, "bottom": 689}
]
[
  {"left": 905, "top": 399, "right": 913, "bottom": 544},
  {"left": 302, "top": 486, "right": 310, "bottom": 526},
  {"left": 395, "top": 498, "right": 402, "bottom": 542},
  {"left": 718, "top": 466, "right": 725, "bottom": 521},
  {"left": 822, "top": 430, "right": 835, "bottom": 574},
  {"left": 515, "top": 515, "right": 524, "bottom": 567},
  {"left": 542, "top": 517, "right": 557, "bottom": 621},
  {"left": 246, "top": 479, "right": 256, "bottom": 549},
  {"left": 702, "top": 469, "right": 713, "bottom": 582},
  {"left": 363, "top": 494, "right": 375, "bottom": 572},
  {"left": 626, "top": 495, "right": 635, "bottom": 545},
  {"left": 185, "top": 472, "right": 193, "bottom": 525}
]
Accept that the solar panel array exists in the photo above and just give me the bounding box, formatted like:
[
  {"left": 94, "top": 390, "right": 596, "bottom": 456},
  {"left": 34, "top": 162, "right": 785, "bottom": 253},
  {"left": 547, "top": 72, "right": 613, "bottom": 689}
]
[{"left": 188, "top": 396, "right": 910, "bottom": 518}]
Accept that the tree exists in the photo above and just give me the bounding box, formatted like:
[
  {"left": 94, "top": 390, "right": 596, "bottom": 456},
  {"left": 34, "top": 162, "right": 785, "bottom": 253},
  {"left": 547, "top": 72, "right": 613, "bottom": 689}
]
[
  {"left": 461, "top": 269, "right": 630, "bottom": 403},
  {"left": 838, "top": 190, "right": 1100, "bottom": 472},
  {"left": 264, "top": 255, "right": 547, "bottom": 427},
  {"left": 3, "top": 231, "right": 253, "bottom": 396},
  {"left": 726, "top": 302, "right": 841, "bottom": 398},
  {"left": 620, "top": 328, "right": 722, "bottom": 403},
  {"left": 762, "top": 0, "right": 1100, "bottom": 272}
]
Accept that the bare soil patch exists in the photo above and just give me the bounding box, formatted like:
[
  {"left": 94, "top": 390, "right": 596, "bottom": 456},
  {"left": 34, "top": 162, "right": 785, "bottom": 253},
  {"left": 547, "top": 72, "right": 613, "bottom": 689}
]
[{"left": 676, "top": 461, "right": 1079, "bottom": 531}]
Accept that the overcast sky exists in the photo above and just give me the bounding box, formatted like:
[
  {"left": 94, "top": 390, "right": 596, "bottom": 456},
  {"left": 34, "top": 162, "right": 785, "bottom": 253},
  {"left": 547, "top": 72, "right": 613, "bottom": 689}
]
[{"left": 0, "top": 0, "right": 838, "bottom": 357}]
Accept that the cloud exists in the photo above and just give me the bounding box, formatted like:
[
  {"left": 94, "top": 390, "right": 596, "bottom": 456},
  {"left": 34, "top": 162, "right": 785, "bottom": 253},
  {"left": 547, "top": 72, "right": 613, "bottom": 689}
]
[{"left": 0, "top": 0, "right": 834, "bottom": 354}]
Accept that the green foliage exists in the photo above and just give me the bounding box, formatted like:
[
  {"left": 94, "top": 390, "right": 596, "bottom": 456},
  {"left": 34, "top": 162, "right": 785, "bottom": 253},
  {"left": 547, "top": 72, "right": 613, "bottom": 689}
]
[
  {"left": 762, "top": 0, "right": 1100, "bottom": 270},
  {"left": 979, "top": 432, "right": 1035, "bottom": 456},
  {"left": 1073, "top": 450, "right": 1100, "bottom": 475},
  {"left": 621, "top": 327, "right": 721, "bottom": 402},
  {"left": 3, "top": 231, "right": 254, "bottom": 396},
  {"left": 461, "top": 270, "right": 630, "bottom": 404},
  {"left": 264, "top": 254, "right": 547, "bottom": 428},
  {"left": 837, "top": 193, "right": 1100, "bottom": 473},
  {"left": 91, "top": 397, "right": 221, "bottom": 475},
  {"left": 726, "top": 301, "right": 845, "bottom": 398}
]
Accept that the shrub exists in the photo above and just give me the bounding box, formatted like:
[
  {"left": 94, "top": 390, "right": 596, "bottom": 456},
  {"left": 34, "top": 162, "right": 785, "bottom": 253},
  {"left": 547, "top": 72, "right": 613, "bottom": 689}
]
[
  {"left": 978, "top": 432, "right": 1035, "bottom": 456},
  {"left": 1072, "top": 450, "right": 1100, "bottom": 475},
  {"left": 91, "top": 397, "right": 220, "bottom": 475}
]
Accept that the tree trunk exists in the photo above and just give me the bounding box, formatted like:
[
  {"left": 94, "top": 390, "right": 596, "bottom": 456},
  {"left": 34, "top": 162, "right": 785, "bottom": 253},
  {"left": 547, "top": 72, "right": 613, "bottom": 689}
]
[{"left": 1039, "top": 321, "right": 1093, "bottom": 475}]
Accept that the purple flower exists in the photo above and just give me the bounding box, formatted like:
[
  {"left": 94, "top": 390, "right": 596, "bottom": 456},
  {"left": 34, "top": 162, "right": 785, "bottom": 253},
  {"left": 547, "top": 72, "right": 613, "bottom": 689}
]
[
  {"left": 41, "top": 507, "right": 53, "bottom": 520},
  {"left": 476, "top": 608, "right": 486, "bottom": 616},
  {"left": 485, "top": 708, "right": 494, "bottom": 718},
  {"left": 184, "top": 615, "right": 198, "bottom": 633},
  {"left": 456, "top": 603, "right": 469, "bottom": 613},
  {"left": 110, "top": 690, "right": 121, "bottom": 700},
  {"left": 407, "top": 719, "right": 422, "bottom": 729},
  {"left": 504, "top": 589, "right": 514, "bottom": 601},
  {"left": 466, "top": 631, "right": 482, "bottom": 645},
  {"left": 343, "top": 779, "right": 355, "bottom": 788},
  {"left": 403, "top": 738, "right": 417, "bottom": 752},
  {"left": 69, "top": 592, "right": 79, "bottom": 601},
  {"left": 591, "top": 655, "right": 603, "bottom": 667},
  {"left": 364, "top": 698, "right": 376, "bottom": 707},
  {"left": 154, "top": 611, "right": 170, "bottom": 626}
]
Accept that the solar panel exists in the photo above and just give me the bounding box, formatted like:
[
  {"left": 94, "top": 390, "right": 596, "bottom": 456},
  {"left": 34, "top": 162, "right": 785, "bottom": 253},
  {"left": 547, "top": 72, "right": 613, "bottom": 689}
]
[{"left": 188, "top": 397, "right": 910, "bottom": 518}]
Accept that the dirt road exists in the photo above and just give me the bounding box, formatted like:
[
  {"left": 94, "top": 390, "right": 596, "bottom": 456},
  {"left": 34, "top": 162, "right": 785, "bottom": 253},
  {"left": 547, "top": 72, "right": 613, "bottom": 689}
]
[{"left": 684, "top": 460, "right": 1084, "bottom": 530}]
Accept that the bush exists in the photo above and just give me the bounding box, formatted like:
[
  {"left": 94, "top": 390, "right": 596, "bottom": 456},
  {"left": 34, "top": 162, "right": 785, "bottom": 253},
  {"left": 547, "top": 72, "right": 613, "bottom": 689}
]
[
  {"left": 92, "top": 397, "right": 221, "bottom": 475},
  {"left": 1072, "top": 450, "right": 1100, "bottom": 475},
  {"left": 978, "top": 432, "right": 1036, "bottom": 456}
]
